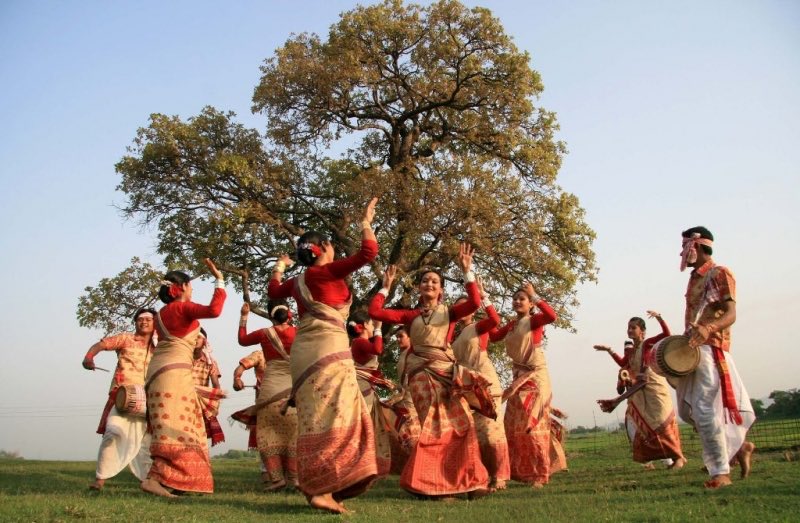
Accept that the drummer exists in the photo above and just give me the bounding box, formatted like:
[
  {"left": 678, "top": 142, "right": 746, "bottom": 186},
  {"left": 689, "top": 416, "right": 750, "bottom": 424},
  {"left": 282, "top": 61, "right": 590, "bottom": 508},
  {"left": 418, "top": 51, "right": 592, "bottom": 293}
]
[
  {"left": 676, "top": 226, "right": 756, "bottom": 488},
  {"left": 594, "top": 311, "right": 686, "bottom": 470},
  {"left": 82, "top": 308, "right": 157, "bottom": 490}
]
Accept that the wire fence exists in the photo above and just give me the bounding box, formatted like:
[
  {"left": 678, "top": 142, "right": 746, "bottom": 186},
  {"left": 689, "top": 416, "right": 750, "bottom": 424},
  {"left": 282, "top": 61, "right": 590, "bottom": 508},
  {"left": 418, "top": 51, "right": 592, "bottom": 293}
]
[{"left": 566, "top": 418, "right": 800, "bottom": 454}]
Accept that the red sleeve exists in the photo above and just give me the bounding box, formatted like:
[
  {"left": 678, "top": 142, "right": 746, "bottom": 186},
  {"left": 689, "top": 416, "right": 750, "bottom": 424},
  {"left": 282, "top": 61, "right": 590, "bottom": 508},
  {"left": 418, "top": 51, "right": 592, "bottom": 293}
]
[
  {"left": 238, "top": 327, "right": 266, "bottom": 347},
  {"left": 489, "top": 321, "right": 514, "bottom": 343},
  {"left": 643, "top": 316, "right": 672, "bottom": 352},
  {"left": 475, "top": 305, "right": 501, "bottom": 335},
  {"left": 371, "top": 335, "right": 384, "bottom": 356},
  {"left": 351, "top": 337, "right": 381, "bottom": 365},
  {"left": 529, "top": 299, "right": 557, "bottom": 329},
  {"left": 368, "top": 292, "right": 420, "bottom": 324},
  {"left": 325, "top": 239, "right": 379, "bottom": 279},
  {"left": 610, "top": 351, "right": 627, "bottom": 367},
  {"left": 448, "top": 280, "right": 481, "bottom": 321},
  {"left": 267, "top": 276, "right": 295, "bottom": 300},
  {"left": 180, "top": 288, "right": 227, "bottom": 320}
]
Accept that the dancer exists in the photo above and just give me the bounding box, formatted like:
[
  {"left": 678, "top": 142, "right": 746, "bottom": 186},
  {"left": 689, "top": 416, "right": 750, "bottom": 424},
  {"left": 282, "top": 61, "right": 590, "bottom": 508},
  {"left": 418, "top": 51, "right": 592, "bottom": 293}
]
[
  {"left": 268, "top": 197, "right": 379, "bottom": 514},
  {"left": 489, "top": 282, "right": 565, "bottom": 488},
  {"left": 451, "top": 281, "right": 510, "bottom": 490},
  {"left": 595, "top": 311, "right": 686, "bottom": 469},
  {"left": 369, "top": 245, "right": 494, "bottom": 499},
  {"left": 191, "top": 329, "right": 225, "bottom": 446},
  {"left": 389, "top": 326, "right": 420, "bottom": 474},
  {"left": 141, "top": 258, "right": 226, "bottom": 498},
  {"left": 82, "top": 308, "right": 156, "bottom": 490},
  {"left": 675, "top": 226, "right": 755, "bottom": 488},
  {"left": 231, "top": 348, "right": 266, "bottom": 461},
  {"left": 237, "top": 300, "right": 298, "bottom": 491},
  {"left": 348, "top": 312, "right": 393, "bottom": 478}
]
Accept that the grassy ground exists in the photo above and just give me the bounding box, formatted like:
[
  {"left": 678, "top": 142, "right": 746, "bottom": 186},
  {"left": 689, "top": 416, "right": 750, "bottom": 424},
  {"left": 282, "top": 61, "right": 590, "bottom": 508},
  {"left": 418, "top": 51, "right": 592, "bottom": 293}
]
[{"left": 1, "top": 440, "right": 797, "bottom": 523}]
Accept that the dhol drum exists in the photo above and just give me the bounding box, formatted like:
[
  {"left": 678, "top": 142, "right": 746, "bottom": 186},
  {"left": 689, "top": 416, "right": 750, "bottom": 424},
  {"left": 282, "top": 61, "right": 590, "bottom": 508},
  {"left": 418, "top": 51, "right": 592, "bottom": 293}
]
[
  {"left": 114, "top": 384, "right": 147, "bottom": 418},
  {"left": 649, "top": 335, "right": 700, "bottom": 378}
]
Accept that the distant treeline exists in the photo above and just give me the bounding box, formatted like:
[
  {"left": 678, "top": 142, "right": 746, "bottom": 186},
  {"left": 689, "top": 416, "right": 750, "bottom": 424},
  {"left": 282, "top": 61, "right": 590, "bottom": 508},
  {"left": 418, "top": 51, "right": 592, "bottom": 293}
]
[{"left": 752, "top": 389, "right": 800, "bottom": 419}]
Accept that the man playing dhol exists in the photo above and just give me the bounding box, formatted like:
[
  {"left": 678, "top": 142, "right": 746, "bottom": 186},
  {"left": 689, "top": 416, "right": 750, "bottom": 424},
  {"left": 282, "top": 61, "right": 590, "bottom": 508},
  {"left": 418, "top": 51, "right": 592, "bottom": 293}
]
[
  {"left": 83, "top": 308, "right": 156, "bottom": 490},
  {"left": 676, "top": 226, "right": 755, "bottom": 489}
]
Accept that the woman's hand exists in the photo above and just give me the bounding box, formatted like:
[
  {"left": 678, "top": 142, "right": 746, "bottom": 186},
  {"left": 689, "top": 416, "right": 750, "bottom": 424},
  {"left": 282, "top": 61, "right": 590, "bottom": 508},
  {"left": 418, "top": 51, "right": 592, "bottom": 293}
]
[
  {"left": 457, "top": 243, "right": 474, "bottom": 273},
  {"left": 278, "top": 254, "right": 294, "bottom": 268},
  {"left": 241, "top": 303, "right": 250, "bottom": 316},
  {"left": 383, "top": 265, "right": 397, "bottom": 290},
  {"left": 593, "top": 344, "right": 612, "bottom": 353},
  {"left": 363, "top": 197, "right": 379, "bottom": 225},
  {"left": 477, "top": 276, "right": 487, "bottom": 298},
  {"left": 522, "top": 281, "right": 537, "bottom": 299},
  {"left": 233, "top": 377, "right": 244, "bottom": 391},
  {"left": 646, "top": 310, "right": 661, "bottom": 319},
  {"left": 204, "top": 258, "right": 223, "bottom": 280}
]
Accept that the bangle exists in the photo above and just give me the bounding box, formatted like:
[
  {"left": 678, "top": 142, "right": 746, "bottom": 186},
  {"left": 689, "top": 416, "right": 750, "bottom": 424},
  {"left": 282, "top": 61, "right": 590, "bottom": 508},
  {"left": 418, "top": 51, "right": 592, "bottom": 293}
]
[
  {"left": 239, "top": 318, "right": 247, "bottom": 327},
  {"left": 274, "top": 261, "right": 286, "bottom": 273},
  {"left": 374, "top": 329, "right": 382, "bottom": 337},
  {"left": 360, "top": 220, "right": 372, "bottom": 231},
  {"left": 464, "top": 271, "right": 476, "bottom": 283},
  {"left": 482, "top": 297, "right": 492, "bottom": 308},
  {"left": 215, "top": 278, "right": 225, "bottom": 289},
  {"left": 531, "top": 294, "right": 542, "bottom": 304}
]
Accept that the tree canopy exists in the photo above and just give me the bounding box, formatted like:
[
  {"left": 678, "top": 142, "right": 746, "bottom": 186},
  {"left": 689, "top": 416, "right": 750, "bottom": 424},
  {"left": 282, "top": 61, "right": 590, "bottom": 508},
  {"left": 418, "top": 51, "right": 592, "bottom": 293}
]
[{"left": 77, "top": 0, "right": 596, "bottom": 336}]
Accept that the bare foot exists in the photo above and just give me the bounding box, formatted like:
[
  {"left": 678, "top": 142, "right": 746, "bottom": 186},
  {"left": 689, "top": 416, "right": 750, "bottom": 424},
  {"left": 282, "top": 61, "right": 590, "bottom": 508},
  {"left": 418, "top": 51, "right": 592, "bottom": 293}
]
[
  {"left": 668, "top": 457, "right": 687, "bottom": 470},
  {"left": 642, "top": 462, "right": 656, "bottom": 471},
  {"left": 738, "top": 441, "right": 755, "bottom": 479},
  {"left": 308, "top": 493, "right": 346, "bottom": 514},
  {"left": 89, "top": 478, "right": 105, "bottom": 490},
  {"left": 703, "top": 474, "right": 732, "bottom": 489},
  {"left": 494, "top": 479, "right": 508, "bottom": 490},
  {"left": 140, "top": 478, "right": 178, "bottom": 498},
  {"left": 467, "top": 488, "right": 491, "bottom": 500},
  {"left": 531, "top": 482, "right": 545, "bottom": 489}
]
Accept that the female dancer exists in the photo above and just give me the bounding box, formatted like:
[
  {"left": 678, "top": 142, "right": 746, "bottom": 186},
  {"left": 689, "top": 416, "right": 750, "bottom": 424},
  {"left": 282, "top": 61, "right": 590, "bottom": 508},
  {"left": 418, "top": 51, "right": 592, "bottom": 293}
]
[
  {"left": 237, "top": 300, "right": 299, "bottom": 491},
  {"left": 231, "top": 348, "right": 265, "bottom": 473},
  {"left": 268, "top": 197, "right": 379, "bottom": 514},
  {"left": 141, "top": 258, "right": 226, "bottom": 497},
  {"left": 347, "top": 312, "right": 393, "bottom": 478},
  {"left": 191, "top": 328, "right": 225, "bottom": 446},
  {"left": 451, "top": 281, "right": 510, "bottom": 490},
  {"left": 489, "top": 282, "right": 564, "bottom": 488},
  {"left": 368, "top": 245, "right": 493, "bottom": 499},
  {"left": 389, "top": 326, "right": 420, "bottom": 474},
  {"left": 594, "top": 311, "right": 686, "bottom": 469}
]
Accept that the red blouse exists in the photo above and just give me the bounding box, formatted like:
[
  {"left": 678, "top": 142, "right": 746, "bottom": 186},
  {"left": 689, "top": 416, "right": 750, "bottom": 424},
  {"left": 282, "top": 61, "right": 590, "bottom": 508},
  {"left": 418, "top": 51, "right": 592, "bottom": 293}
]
[
  {"left": 470, "top": 305, "right": 501, "bottom": 351},
  {"left": 238, "top": 325, "right": 296, "bottom": 362},
  {"left": 489, "top": 299, "right": 556, "bottom": 345},
  {"left": 609, "top": 316, "right": 671, "bottom": 370},
  {"left": 268, "top": 239, "right": 378, "bottom": 316},
  {"left": 368, "top": 280, "right": 481, "bottom": 342},
  {"left": 157, "top": 288, "right": 226, "bottom": 338},
  {"left": 351, "top": 335, "right": 384, "bottom": 365}
]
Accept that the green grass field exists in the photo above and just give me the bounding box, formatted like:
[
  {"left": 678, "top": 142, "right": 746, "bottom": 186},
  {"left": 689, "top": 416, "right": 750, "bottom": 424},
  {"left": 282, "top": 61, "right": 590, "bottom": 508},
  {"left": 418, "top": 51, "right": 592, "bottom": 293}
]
[{"left": 1, "top": 437, "right": 797, "bottom": 522}]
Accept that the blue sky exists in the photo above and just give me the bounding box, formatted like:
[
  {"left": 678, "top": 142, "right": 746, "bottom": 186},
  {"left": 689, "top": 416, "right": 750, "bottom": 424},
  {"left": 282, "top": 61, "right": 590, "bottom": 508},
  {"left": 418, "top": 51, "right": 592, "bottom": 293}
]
[{"left": 1, "top": 0, "right": 798, "bottom": 459}]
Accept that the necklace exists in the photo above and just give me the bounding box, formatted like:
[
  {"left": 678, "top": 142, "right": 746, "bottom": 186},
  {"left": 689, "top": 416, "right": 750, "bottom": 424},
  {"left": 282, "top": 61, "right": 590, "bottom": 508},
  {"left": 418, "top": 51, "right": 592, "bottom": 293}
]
[{"left": 419, "top": 305, "right": 436, "bottom": 326}]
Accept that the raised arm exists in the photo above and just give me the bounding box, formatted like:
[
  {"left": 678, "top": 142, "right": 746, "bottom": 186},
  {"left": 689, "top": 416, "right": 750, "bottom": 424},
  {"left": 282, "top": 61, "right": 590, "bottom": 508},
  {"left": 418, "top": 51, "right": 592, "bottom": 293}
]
[
  {"left": 237, "top": 302, "right": 267, "bottom": 346},
  {"left": 326, "top": 197, "right": 380, "bottom": 279},
  {"left": 82, "top": 334, "right": 125, "bottom": 370},
  {"left": 474, "top": 279, "right": 501, "bottom": 335},
  {"left": 267, "top": 254, "right": 295, "bottom": 299},
  {"left": 489, "top": 321, "right": 515, "bottom": 343},
  {"left": 368, "top": 265, "right": 419, "bottom": 324},
  {"left": 448, "top": 244, "right": 481, "bottom": 321}
]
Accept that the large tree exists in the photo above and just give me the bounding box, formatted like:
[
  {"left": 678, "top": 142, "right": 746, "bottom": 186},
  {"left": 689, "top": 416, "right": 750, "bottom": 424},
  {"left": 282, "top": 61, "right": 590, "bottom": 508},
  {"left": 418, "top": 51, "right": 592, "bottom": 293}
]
[{"left": 78, "top": 0, "right": 595, "bottom": 339}]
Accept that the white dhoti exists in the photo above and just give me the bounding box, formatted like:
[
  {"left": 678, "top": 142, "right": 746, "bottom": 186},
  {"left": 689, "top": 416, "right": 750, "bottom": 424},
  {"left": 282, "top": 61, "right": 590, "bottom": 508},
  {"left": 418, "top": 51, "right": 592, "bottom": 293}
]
[
  {"left": 676, "top": 346, "right": 755, "bottom": 477},
  {"left": 95, "top": 408, "right": 152, "bottom": 480}
]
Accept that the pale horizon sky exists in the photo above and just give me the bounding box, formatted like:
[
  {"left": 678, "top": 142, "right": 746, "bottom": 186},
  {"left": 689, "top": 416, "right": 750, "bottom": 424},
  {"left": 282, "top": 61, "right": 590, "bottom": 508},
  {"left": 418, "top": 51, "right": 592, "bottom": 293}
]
[{"left": 1, "top": 0, "right": 798, "bottom": 460}]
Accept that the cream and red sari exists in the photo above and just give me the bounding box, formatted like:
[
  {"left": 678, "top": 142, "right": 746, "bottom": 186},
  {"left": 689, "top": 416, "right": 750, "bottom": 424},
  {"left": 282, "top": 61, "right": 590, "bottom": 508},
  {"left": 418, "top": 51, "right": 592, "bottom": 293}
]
[
  {"left": 354, "top": 354, "right": 395, "bottom": 478},
  {"left": 625, "top": 343, "right": 684, "bottom": 463},
  {"left": 400, "top": 305, "right": 491, "bottom": 495},
  {"left": 289, "top": 274, "right": 377, "bottom": 498},
  {"left": 146, "top": 317, "right": 214, "bottom": 493},
  {"left": 502, "top": 319, "right": 566, "bottom": 485},
  {"left": 452, "top": 324, "right": 510, "bottom": 484},
  {"left": 255, "top": 327, "right": 298, "bottom": 485}
]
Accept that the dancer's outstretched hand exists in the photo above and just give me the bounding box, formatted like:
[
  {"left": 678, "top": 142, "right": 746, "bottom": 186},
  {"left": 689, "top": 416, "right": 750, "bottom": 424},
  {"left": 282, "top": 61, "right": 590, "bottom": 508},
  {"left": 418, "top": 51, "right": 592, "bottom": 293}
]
[
  {"left": 382, "top": 265, "right": 397, "bottom": 290},
  {"left": 458, "top": 243, "right": 474, "bottom": 273}
]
